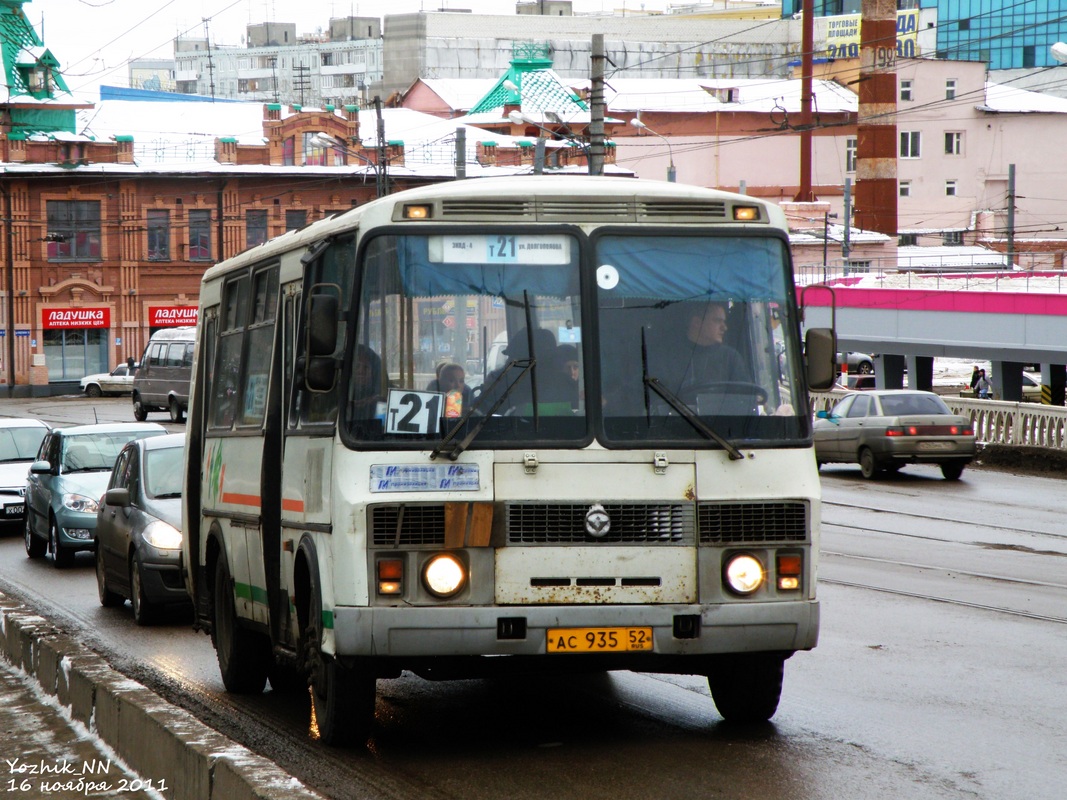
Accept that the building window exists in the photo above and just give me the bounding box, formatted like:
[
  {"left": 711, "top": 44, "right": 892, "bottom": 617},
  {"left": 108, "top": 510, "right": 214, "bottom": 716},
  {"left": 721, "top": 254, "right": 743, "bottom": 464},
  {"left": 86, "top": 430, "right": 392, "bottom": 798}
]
[
  {"left": 1023, "top": 46, "right": 1036, "bottom": 69},
  {"left": 946, "top": 180, "right": 957, "bottom": 196},
  {"left": 845, "top": 137, "right": 857, "bottom": 173},
  {"left": 900, "top": 131, "right": 921, "bottom": 159},
  {"left": 945, "top": 131, "right": 963, "bottom": 155},
  {"left": 945, "top": 79, "right": 956, "bottom": 100},
  {"left": 900, "top": 80, "right": 913, "bottom": 102},
  {"left": 943, "top": 231, "right": 964, "bottom": 246},
  {"left": 282, "top": 137, "right": 295, "bottom": 166},
  {"left": 958, "top": 18, "right": 969, "bottom": 31},
  {"left": 147, "top": 210, "right": 170, "bottom": 260},
  {"left": 189, "top": 209, "right": 212, "bottom": 261},
  {"left": 46, "top": 200, "right": 101, "bottom": 261},
  {"left": 899, "top": 181, "right": 911, "bottom": 197},
  {"left": 285, "top": 209, "right": 307, "bottom": 231},
  {"left": 246, "top": 209, "right": 268, "bottom": 248},
  {"left": 898, "top": 234, "right": 917, "bottom": 246}
]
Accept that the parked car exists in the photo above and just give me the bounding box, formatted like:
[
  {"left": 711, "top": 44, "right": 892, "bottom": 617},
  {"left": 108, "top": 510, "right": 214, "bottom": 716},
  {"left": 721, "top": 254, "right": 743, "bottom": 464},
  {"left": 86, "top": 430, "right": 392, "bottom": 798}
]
[
  {"left": 132, "top": 327, "right": 195, "bottom": 423},
  {"left": 0, "top": 418, "right": 50, "bottom": 525},
  {"left": 834, "top": 374, "right": 877, "bottom": 391},
  {"left": 838, "top": 352, "right": 875, "bottom": 374},
  {"left": 95, "top": 433, "right": 189, "bottom": 624},
  {"left": 814, "top": 390, "right": 976, "bottom": 481},
  {"left": 24, "top": 423, "right": 167, "bottom": 567},
  {"left": 80, "top": 363, "right": 138, "bottom": 397}
]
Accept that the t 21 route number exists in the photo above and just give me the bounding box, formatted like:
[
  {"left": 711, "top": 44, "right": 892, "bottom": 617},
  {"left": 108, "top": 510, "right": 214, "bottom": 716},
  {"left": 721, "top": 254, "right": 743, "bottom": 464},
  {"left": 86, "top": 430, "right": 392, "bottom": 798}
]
[{"left": 385, "top": 389, "right": 443, "bottom": 435}]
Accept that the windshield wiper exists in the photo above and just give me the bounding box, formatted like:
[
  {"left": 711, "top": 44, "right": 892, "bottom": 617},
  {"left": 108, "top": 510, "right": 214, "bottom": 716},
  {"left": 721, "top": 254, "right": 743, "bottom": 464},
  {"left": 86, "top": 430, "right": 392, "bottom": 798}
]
[
  {"left": 430, "top": 357, "right": 535, "bottom": 461},
  {"left": 640, "top": 329, "right": 744, "bottom": 461}
]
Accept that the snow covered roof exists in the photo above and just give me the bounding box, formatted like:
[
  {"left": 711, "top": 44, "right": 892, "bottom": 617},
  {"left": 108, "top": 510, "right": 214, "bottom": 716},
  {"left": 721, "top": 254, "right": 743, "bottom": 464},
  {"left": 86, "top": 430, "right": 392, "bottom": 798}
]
[
  {"left": 896, "top": 245, "right": 1010, "bottom": 270},
  {"left": 590, "top": 77, "right": 857, "bottom": 114},
  {"left": 978, "top": 81, "right": 1067, "bottom": 114},
  {"left": 412, "top": 78, "right": 498, "bottom": 112}
]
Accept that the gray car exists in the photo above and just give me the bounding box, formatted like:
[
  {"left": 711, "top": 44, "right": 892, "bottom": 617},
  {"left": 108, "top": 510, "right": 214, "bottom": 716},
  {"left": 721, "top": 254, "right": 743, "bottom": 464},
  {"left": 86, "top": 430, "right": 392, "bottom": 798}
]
[
  {"left": 25, "top": 423, "right": 167, "bottom": 567},
  {"left": 96, "top": 433, "right": 189, "bottom": 624},
  {"left": 814, "top": 390, "right": 976, "bottom": 480}
]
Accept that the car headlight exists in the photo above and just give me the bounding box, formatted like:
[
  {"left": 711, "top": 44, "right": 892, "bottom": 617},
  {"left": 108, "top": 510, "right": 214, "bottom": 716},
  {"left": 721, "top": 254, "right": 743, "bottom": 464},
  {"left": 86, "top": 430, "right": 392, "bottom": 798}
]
[
  {"left": 422, "top": 553, "right": 466, "bottom": 598},
  {"left": 62, "top": 493, "right": 99, "bottom": 514},
  {"left": 724, "top": 553, "right": 765, "bottom": 595},
  {"left": 142, "top": 520, "right": 182, "bottom": 550}
]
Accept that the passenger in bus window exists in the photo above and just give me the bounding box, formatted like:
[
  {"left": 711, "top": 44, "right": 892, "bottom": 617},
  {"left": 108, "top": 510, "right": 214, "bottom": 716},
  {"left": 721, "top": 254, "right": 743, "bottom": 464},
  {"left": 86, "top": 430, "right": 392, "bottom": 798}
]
[
  {"left": 556, "top": 344, "right": 581, "bottom": 410},
  {"left": 426, "top": 362, "right": 472, "bottom": 414}
]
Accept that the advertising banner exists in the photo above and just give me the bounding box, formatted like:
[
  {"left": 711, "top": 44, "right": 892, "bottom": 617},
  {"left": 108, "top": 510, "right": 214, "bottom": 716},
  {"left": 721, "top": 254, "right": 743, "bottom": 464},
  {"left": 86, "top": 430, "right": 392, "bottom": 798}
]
[{"left": 42, "top": 308, "right": 110, "bottom": 329}]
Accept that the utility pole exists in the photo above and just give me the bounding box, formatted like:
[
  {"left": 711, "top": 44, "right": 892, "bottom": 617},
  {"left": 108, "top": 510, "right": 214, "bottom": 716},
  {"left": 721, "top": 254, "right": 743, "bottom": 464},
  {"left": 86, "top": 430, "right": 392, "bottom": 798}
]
[
  {"left": 588, "top": 34, "right": 605, "bottom": 176},
  {"left": 455, "top": 127, "right": 466, "bottom": 180},
  {"left": 793, "top": 0, "right": 815, "bottom": 201},
  {"left": 1007, "top": 163, "right": 1016, "bottom": 268},
  {"left": 203, "top": 19, "right": 216, "bottom": 101},
  {"left": 375, "top": 96, "right": 389, "bottom": 197},
  {"left": 842, "top": 177, "right": 853, "bottom": 265}
]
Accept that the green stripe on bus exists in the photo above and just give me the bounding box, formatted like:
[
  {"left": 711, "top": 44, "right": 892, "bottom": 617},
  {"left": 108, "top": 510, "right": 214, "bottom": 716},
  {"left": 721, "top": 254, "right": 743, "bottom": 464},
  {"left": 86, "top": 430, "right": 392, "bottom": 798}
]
[
  {"left": 234, "top": 582, "right": 253, "bottom": 601},
  {"left": 322, "top": 610, "right": 334, "bottom": 630}
]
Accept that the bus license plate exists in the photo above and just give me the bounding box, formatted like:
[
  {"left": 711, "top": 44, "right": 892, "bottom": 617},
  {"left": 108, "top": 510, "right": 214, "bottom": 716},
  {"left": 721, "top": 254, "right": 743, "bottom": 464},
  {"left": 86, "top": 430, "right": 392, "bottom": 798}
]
[{"left": 546, "top": 627, "right": 653, "bottom": 653}]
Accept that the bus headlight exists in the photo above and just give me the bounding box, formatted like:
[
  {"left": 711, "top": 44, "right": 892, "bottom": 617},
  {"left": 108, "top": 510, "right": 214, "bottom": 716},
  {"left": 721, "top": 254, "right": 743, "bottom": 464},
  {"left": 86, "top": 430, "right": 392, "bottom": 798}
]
[
  {"left": 724, "top": 554, "right": 764, "bottom": 595},
  {"left": 422, "top": 553, "right": 466, "bottom": 597}
]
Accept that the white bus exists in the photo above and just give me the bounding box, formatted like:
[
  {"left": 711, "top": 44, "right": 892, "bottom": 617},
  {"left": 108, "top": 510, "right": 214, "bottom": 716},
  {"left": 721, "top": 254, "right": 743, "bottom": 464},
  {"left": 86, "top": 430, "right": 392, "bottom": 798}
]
[{"left": 182, "top": 176, "right": 836, "bottom": 745}]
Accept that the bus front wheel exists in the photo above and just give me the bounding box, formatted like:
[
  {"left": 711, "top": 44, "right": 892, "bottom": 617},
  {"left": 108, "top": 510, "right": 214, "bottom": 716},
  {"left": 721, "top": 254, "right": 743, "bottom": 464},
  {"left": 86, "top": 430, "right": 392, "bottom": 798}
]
[
  {"left": 212, "top": 559, "right": 269, "bottom": 694},
  {"left": 708, "top": 654, "right": 785, "bottom": 723},
  {"left": 304, "top": 589, "right": 375, "bottom": 745}
]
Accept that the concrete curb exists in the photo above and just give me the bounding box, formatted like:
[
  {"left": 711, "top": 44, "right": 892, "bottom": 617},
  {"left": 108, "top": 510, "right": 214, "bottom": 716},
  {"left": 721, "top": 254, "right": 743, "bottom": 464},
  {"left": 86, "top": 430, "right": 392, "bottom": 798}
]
[{"left": 0, "top": 593, "right": 325, "bottom": 800}]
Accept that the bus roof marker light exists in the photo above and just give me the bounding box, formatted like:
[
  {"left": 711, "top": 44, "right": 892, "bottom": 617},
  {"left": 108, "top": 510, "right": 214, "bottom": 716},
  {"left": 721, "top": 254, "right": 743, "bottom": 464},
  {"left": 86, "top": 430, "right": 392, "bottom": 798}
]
[
  {"left": 733, "top": 206, "right": 760, "bottom": 222},
  {"left": 404, "top": 204, "right": 432, "bottom": 220}
]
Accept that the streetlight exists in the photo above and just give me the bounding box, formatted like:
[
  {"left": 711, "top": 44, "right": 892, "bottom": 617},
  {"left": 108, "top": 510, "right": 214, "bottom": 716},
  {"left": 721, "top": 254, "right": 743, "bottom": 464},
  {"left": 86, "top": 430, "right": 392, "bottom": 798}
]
[{"left": 629, "top": 118, "right": 676, "bottom": 182}]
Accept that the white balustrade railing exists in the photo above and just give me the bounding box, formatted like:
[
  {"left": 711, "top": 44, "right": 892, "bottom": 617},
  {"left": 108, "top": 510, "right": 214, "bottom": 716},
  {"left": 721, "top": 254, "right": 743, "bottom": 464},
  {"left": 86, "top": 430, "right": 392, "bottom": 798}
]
[{"left": 810, "top": 391, "right": 1067, "bottom": 450}]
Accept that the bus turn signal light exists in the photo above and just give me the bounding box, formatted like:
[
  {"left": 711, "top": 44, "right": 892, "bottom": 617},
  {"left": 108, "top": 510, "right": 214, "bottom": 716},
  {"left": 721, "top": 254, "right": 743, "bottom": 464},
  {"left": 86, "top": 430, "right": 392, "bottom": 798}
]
[
  {"left": 378, "top": 558, "right": 403, "bottom": 595},
  {"left": 777, "top": 553, "right": 802, "bottom": 591}
]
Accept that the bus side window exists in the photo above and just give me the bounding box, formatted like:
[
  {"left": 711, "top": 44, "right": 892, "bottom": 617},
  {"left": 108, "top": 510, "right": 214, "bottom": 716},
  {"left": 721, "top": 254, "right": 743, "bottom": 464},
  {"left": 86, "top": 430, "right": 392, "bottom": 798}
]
[{"left": 211, "top": 275, "right": 250, "bottom": 429}]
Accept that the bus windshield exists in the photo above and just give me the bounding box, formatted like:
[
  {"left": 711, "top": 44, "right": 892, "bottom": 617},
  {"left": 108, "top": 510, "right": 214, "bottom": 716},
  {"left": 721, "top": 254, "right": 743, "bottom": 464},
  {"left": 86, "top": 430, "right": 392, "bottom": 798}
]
[{"left": 342, "top": 229, "right": 806, "bottom": 449}]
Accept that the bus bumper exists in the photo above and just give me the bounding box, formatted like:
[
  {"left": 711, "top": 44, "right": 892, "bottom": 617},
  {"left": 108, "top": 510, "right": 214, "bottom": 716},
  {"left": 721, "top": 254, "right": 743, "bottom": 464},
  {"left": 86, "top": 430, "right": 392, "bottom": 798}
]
[{"left": 331, "top": 600, "right": 819, "bottom": 659}]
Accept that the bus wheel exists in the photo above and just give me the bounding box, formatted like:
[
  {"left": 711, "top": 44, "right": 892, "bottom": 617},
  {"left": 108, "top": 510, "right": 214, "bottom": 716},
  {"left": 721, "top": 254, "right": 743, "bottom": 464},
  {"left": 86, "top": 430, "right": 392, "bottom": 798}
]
[
  {"left": 708, "top": 654, "right": 784, "bottom": 723},
  {"left": 212, "top": 559, "right": 269, "bottom": 694},
  {"left": 304, "top": 593, "right": 375, "bottom": 745}
]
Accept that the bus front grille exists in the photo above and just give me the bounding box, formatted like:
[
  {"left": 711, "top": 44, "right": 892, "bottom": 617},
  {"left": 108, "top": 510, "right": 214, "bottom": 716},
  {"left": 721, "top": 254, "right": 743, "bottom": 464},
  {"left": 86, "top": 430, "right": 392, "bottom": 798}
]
[
  {"left": 698, "top": 501, "right": 809, "bottom": 544},
  {"left": 371, "top": 504, "right": 446, "bottom": 547},
  {"left": 506, "top": 503, "right": 695, "bottom": 545}
]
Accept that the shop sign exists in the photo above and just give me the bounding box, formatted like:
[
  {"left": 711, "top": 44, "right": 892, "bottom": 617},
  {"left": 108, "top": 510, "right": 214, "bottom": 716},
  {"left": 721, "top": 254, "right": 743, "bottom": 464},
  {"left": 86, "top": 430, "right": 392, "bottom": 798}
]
[
  {"left": 149, "top": 306, "right": 199, "bottom": 327},
  {"left": 42, "top": 308, "right": 110, "bottom": 329}
]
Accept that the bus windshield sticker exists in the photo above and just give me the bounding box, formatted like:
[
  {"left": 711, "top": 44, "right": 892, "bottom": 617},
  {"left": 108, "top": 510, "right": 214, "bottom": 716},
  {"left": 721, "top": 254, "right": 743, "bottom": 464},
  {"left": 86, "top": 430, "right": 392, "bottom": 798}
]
[
  {"left": 385, "top": 389, "right": 444, "bottom": 435},
  {"left": 370, "top": 463, "right": 480, "bottom": 492},
  {"left": 428, "top": 234, "right": 571, "bottom": 265}
]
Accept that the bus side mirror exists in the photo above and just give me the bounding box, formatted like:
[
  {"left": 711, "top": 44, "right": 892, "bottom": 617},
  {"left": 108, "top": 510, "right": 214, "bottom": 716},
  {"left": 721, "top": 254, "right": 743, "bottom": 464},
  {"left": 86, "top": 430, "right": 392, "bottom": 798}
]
[
  {"left": 805, "top": 328, "right": 837, "bottom": 391},
  {"left": 305, "top": 293, "right": 339, "bottom": 393}
]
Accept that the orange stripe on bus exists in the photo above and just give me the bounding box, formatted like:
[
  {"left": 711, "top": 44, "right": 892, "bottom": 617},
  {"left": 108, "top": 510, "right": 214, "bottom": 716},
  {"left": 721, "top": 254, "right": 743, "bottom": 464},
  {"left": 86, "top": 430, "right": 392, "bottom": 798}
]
[
  {"left": 221, "top": 492, "right": 261, "bottom": 508},
  {"left": 282, "top": 498, "right": 305, "bottom": 512}
]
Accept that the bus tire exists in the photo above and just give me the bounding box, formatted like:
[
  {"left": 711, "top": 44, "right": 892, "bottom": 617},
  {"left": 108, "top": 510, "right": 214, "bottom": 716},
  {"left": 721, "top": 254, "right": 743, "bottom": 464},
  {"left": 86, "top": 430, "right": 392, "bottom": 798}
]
[
  {"left": 708, "top": 654, "right": 784, "bottom": 723},
  {"left": 212, "top": 558, "right": 269, "bottom": 694},
  {"left": 304, "top": 582, "right": 375, "bottom": 745}
]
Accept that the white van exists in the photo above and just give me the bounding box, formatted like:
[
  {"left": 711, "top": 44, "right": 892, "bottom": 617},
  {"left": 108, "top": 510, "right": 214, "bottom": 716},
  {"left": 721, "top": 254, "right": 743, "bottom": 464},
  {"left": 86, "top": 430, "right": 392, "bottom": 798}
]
[{"left": 132, "top": 327, "right": 195, "bottom": 422}]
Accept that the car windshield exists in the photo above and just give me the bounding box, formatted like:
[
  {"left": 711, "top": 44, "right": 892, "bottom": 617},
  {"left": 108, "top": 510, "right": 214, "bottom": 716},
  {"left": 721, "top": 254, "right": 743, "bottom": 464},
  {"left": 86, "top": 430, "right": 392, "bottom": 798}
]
[
  {"left": 879, "top": 393, "right": 951, "bottom": 416},
  {"left": 62, "top": 432, "right": 162, "bottom": 473},
  {"left": 144, "top": 446, "right": 184, "bottom": 498},
  {"left": 0, "top": 427, "right": 46, "bottom": 462}
]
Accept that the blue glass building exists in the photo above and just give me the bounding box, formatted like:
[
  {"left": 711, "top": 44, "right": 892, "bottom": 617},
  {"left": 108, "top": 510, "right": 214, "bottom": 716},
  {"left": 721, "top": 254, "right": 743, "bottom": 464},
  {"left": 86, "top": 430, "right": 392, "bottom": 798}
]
[{"left": 781, "top": 1, "right": 1067, "bottom": 70}]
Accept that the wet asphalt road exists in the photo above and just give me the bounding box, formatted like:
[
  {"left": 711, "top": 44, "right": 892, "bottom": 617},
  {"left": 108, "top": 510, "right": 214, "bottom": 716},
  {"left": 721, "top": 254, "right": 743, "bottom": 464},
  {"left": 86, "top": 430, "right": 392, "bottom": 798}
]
[{"left": 0, "top": 394, "right": 1064, "bottom": 800}]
